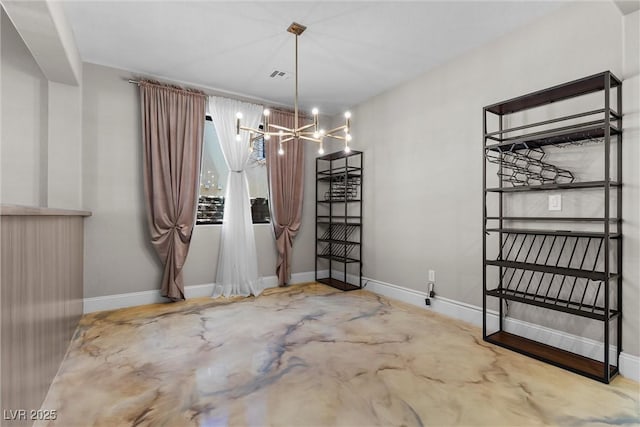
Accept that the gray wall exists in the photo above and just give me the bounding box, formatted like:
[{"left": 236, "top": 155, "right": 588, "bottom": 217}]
[
  {"left": 81, "top": 62, "right": 323, "bottom": 298},
  {"left": 621, "top": 8, "right": 640, "bottom": 357},
  {"left": 0, "top": 9, "right": 48, "bottom": 206},
  {"left": 347, "top": 2, "right": 639, "bottom": 356},
  {"left": 0, "top": 8, "right": 83, "bottom": 210},
  {"left": 47, "top": 80, "right": 83, "bottom": 209}
]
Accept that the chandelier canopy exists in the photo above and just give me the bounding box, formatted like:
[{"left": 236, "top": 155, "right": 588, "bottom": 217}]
[{"left": 236, "top": 22, "right": 352, "bottom": 156}]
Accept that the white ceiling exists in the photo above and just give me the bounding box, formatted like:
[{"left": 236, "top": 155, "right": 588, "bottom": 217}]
[{"left": 62, "top": 1, "right": 566, "bottom": 114}]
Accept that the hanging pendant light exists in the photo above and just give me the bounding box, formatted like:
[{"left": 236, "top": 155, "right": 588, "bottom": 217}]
[{"left": 235, "top": 22, "right": 352, "bottom": 155}]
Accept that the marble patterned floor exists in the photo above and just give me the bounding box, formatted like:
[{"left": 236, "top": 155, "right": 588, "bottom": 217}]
[{"left": 37, "top": 283, "right": 639, "bottom": 426}]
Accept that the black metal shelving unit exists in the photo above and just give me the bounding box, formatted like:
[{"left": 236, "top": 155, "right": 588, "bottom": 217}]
[
  {"left": 315, "top": 150, "right": 363, "bottom": 291},
  {"left": 482, "top": 71, "right": 623, "bottom": 383}
]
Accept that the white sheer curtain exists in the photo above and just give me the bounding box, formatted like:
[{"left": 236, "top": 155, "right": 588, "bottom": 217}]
[{"left": 208, "top": 96, "right": 264, "bottom": 297}]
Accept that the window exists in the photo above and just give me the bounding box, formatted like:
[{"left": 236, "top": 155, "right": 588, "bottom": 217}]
[
  {"left": 197, "top": 117, "right": 270, "bottom": 225},
  {"left": 252, "top": 125, "right": 266, "bottom": 161}
]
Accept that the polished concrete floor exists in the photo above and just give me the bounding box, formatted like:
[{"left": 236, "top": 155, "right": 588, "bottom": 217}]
[{"left": 37, "top": 283, "right": 639, "bottom": 426}]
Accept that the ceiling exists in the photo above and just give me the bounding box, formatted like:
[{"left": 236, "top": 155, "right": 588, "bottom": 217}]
[{"left": 62, "top": 1, "right": 567, "bottom": 114}]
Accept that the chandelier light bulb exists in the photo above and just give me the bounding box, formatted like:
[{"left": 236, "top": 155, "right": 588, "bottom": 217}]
[
  {"left": 320, "top": 129, "right": 325, "bottom": 135},
  {"left": 346, "top": 134, "right": 352, "bottom": 141},
  {"left": 263, "top": 109, "right": 270, "bottom": 117},
  {"left": 312, "top": 108, "right": 319, "bottom": 115},
  {"left": 235, "top": 134, "right": 241, "bottom": 141},
  {"left": 344, "top": 145, "right": 351, "bottom": 153},
  {"left": 313, "top": 132, "right": 319, "bottom": 139},
  {"left": 344, "top": 111, "right": 351, "bottom": 119},
  {"left": 236, "top": 112, "right": 243, "bottom": 119},
  {"left": 318, "top": 146, "right": 325, "bottom": 155},
  {"left": 264, "top": 134, "right": 271, "bottom": 141}
]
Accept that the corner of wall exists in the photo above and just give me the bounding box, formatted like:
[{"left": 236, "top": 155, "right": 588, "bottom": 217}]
[
  {"left": 623, "top": 9, "right": 640, "bottom": 79},
  {"left": 45, "top": 0, "right": 82, "bottom": 85}
]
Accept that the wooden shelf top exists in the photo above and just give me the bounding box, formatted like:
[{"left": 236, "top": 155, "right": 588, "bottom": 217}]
[
  {"left": 317, "top": 277, "right": 360, "bottom": 291},
  {"left": 1, "top": 204, "right": 92, "bottom": 217},
  {"left": 485, "top": 71, "right": 621, "bottom": 115},
  {"left": 317, "top": 150, "right": 363, "bottom": 161},
  {"left": 485, "top": 331, "right": 617, "bottom": 383}
]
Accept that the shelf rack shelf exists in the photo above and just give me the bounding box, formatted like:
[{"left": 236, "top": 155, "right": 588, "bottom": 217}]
[
  {"left": 484, "top": 260, "right": 614, "bottom": 281},
  {"left": 486, "top": 180, "right": 621, "bottom": 193},
  {"left": 485, "top": 331, "right": 618, "bottom": 382},
  {"left": 316, "top": 150, "right": 363, "bottom": 291},
  {"left": 486, "top": 216, "right": 619, "bottom": 222},
  {"left": 485, "top": 228, "right": 620, "bottom": 238},
  {"left": 484, "top": 71, "right": 622, "bottom": 115},
  {"left": 482, "top": 71, "right": 623, "bottom": 383},
  {"left": 485, "top": 121, "right": 621, "bottom": 151}
]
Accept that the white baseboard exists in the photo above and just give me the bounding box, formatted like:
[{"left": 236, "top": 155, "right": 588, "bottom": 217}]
[
  {"left": 364, "top": 277, "right": 640, "bottom": 382},
  {"left": 83, "top": 270, "right": 319, "bottom": 314}
]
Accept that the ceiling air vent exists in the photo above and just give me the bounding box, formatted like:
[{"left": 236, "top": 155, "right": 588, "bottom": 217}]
[{"left": 269, "top": 70, "right": 291, "bottom": 80}]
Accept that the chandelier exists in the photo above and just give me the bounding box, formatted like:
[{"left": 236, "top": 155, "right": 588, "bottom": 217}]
[{"left": 235, "top": 22, "right": 352, "bottom": 156}]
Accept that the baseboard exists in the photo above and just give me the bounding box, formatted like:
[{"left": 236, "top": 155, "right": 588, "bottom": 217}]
[
  {"left": 364, "top": 277, "right": 640, "bottom": 382},
  {"left": 83, "top": 270, "right": 319, "bottom": 314}
]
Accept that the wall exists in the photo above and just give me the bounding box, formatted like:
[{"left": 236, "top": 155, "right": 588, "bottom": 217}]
[
  {"left": 0, "top": 10, "right": 48, "bottom": 206},
  {"left": 622, "top": 8, "right": 640, "bottom": 358},
  {"left": 347, "top": 2, "right": 639, "bottom": 356},
  {"left": 47, "top": 81, "right": 82, "bottom": 209},
  {"left": 81, "top": 62, "right": 323, "bottom": 298},
  {"left": 0, "top": 8, "right": 83, "bottom": 210}
]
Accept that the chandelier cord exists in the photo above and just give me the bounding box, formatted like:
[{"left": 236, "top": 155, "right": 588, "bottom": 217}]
[{"left": 294, "top": 33, "right": 299, "bottom": 131}]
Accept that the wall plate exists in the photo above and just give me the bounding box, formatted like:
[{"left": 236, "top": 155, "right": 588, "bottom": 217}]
[{"left": 548, "top": 194, "right": 562, "bottom": 211}]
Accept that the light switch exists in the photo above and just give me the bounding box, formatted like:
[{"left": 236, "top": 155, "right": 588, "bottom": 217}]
[{"left": 548, "top": 194, "right": 562, "bottom": 211}]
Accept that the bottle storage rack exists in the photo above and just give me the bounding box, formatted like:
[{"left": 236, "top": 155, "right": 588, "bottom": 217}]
[
  {"left": 482, "top": 71, "right": 623, "bottom": 383},
  {"left": 485, "top": 148, "right": 574, "bottom": 186},
  {"left": 316, "top": 150, "right": 363, "bottom": 291}
]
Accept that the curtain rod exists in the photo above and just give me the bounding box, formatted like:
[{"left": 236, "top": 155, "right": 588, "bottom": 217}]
[
  {"left": 127, "top": 79, "right": 207, "bottom": 98},
  {"left": 127, "top": 78, "right": 256, "bottom": 104},
  {"left": 127, "top": 79, "right": 308, "bottom": 117}
]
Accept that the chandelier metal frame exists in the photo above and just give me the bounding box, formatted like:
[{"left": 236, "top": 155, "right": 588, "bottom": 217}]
[{"left": 236, "top": 22, "right": 352, "bottom": 155}]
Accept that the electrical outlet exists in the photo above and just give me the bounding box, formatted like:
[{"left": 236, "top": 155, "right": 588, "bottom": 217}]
[{"left": 548, "top": 194, "right": 562, "bottom": 211}]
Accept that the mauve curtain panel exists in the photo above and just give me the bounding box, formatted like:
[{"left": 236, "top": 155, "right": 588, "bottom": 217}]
[
  {"left": 139, "top": 81, "right": 206, "bottom": 300},
  {"left": 266, "top": 110, "right": 306, "bottom": 286}
]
